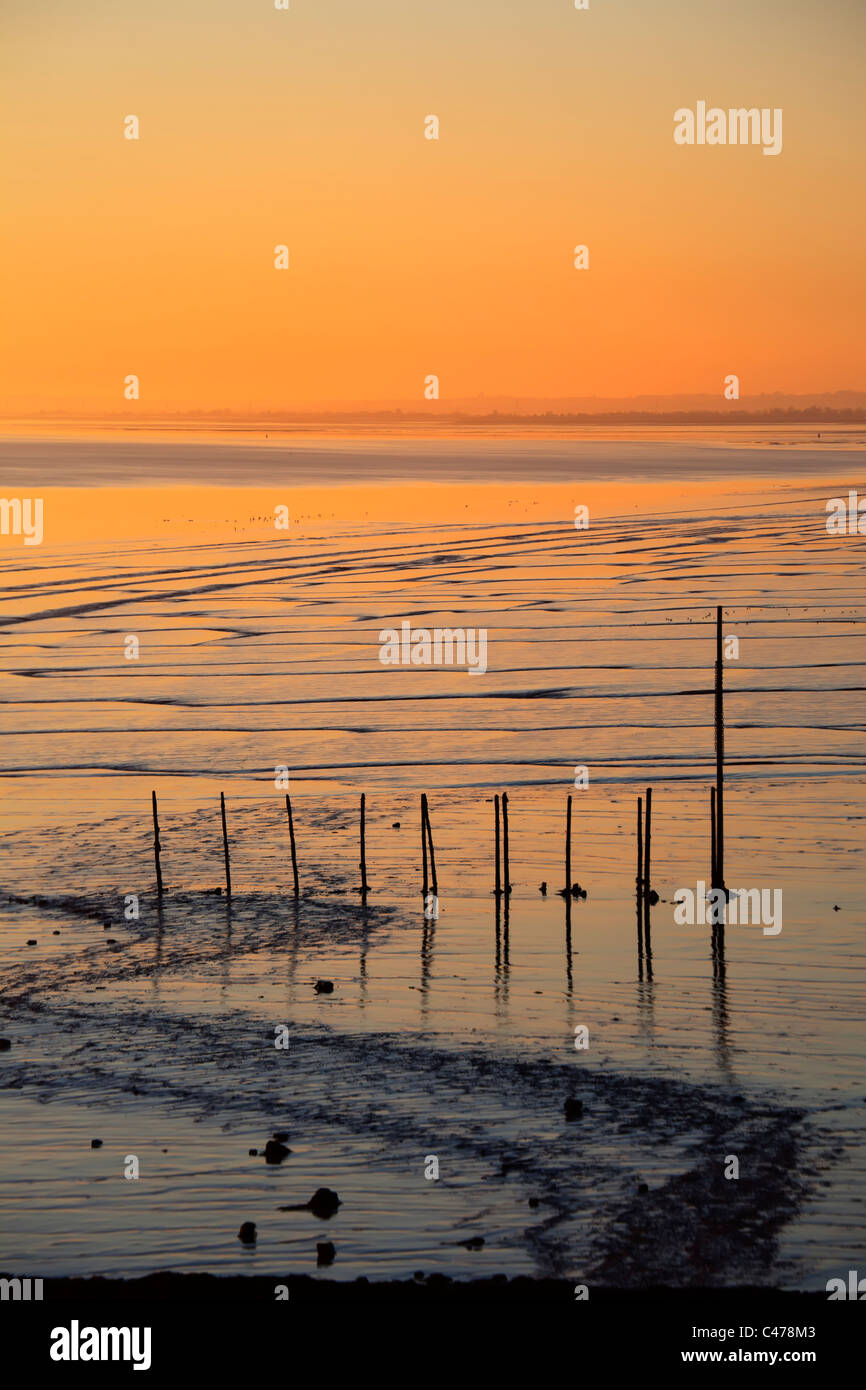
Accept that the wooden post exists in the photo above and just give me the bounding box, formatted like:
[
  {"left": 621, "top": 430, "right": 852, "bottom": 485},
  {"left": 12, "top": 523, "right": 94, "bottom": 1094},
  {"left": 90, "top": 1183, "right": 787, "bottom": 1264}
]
[
  {"left": 714, "top": 605, "right": 725, "bottom": 889},
  {"left": 643, "top": 787, "right": 652, "bottom": 938},
  {"left": 501, "top": 792, "right": 510, "bottom": 895},
  {"left": 636, "top": 793, "right": 643, "bottom": 947},
  {"left": 494, "top": 795, "right": 501, "bottom": 896},
  {"left": 710, "top": 786, "right": 717, "bottom": 889},
  {"left": 220, "top": 791, "right": 231, "bottom": 899},
  {"left": 151, "top": 790, "right": 163, "bottom": 899},
  {"left": 360, "top": 793, "right": 368, "bottom": 897},
  {"left": 565, "top": 794, "right": 572, "bottom": 897},
  {"left": 424, "top": 795, "right": 438, "bottom": 896},
  {"left": 285, "top": 794, "right": 299, "bottom": 897},
  {"left": 421, "top": 794, "right": 429, "bottom": 898}
]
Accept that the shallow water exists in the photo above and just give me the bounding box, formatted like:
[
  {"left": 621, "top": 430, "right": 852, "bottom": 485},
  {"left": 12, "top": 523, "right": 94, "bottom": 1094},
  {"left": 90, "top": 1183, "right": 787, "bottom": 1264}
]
[{"left": 1, "top": 434, "right": 864, "bottom": 1286}]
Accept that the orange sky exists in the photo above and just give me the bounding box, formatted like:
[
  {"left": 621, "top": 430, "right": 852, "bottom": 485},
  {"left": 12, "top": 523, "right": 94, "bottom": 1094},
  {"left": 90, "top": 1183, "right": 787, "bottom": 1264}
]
[{"left": 1, "top": 0, "right": 864, "bottom": 414}]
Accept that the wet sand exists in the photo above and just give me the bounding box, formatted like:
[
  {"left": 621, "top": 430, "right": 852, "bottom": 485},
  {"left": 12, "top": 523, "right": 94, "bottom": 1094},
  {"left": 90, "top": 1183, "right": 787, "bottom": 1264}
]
[{"left": 1, "top": 434, "right": 864, "bottom": 1293}]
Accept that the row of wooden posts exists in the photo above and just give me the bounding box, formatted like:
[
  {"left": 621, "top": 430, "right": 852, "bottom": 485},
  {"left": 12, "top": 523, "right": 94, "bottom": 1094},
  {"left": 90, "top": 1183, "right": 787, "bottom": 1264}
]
[{"left": 149, "top": 607, "right": 729, "bottom": 925}]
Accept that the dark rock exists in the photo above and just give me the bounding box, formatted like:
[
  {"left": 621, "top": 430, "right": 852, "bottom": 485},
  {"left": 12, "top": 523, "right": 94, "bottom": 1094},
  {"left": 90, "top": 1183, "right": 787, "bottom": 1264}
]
[
  {"left": 316, "top": 1241, "right": 336, "bottom": 1267},
  {"left": 0, "top": 1039, "right": 11, "bottom": 1051},
  {"left": 392, "top": 822, "right": 400, "bottom": 829},
  {"left": 458, "top": 1236, "right": 484, "bottom": 1250},
  {"left": 52, "top": 930, "right": 61, "bottom": 935},
  {"left": 314, "top": 980, "right": 334, "bottom": 994},
  {"left": 26, "top": 939, "right": 37, "bottom": 946},
  {"left": 309, "top": 1187, "right": 341, "bottom": 1218},
  {"left": 264, "top": 1140, "right": 291, "bottom": 1164},
  {"left": 638, "top": 1182, "right": 649, "bottom": 1195},
  {"left": 105, "top": 938, "right": 117, "bottom": 944},
  {"left": 528, "top": 1197, "right": 540, "bottom": 1208},
  {"left": 564, "top": 1098, "right": 584, "bottom": 1121},
  {"left": 248, "top": 1149, "right": 258, "bottom": 1157},
  {"left": 278, "top": 1187, "right": 341, "bottom": 1218},
  {"left": 90, "top": 1139, "right": 102, "bottom": 1149},
  {"left": 238, "top": 1221, "right": 257, "bottom": 1244}
]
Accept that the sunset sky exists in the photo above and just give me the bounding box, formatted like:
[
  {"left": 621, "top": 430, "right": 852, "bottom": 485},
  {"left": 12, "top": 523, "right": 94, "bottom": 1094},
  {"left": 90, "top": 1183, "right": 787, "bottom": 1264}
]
[{"left": 1, "top": 0, "right": 864, "bottom": 415}]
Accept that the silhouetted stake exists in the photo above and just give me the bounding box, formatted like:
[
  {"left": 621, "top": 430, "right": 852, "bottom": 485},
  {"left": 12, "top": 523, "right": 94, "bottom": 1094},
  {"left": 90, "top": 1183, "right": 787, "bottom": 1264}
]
[
  {"left": 565, "top": 794, "right": 573, "bottom": 897},
  {"left": 220, "top": 792, "right": 231, "bottom": 899},
  {"left": 714, "top": 605, "right": 725, "bottom": 890},
  {"left": 421, "top": 795, "right": 429, "bottom": 898},
  {"left": 643, "top": 786, "right": 652, "bottom": 943},
  {"left": 494, "top": 794, "right": 501, "bottom": 896},
  {"left": 501, "top": 792, "right": 510, "bottom": 895},
  {"left": 710, "top": 786, "right": 717, "bottom": 889},
  {"left": 636, "top": 794, "right": 643, "bottom": 954},
  {"left": 423, "top": 795, "right": 438, "bottom": 896},
  {"left": 151, "top": 790, "right": 163, "bottom": 900},
  {"left": 285, "top": 793, "right": 299, "bottom": 897},
  {"left": 360, "top": 793, "right": 368, "bottom": 898}
]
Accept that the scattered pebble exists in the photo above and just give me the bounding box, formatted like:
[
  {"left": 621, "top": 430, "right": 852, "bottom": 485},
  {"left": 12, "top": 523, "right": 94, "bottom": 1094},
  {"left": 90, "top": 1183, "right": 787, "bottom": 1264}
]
[
  {"left": 264, "top": 1139, "right": 291, "bottom": 1164},
  {"left": 26, "top": 939, "right": 37, "bottom": 946},
  {"left": 314, "top": 980, "right": 334, "bottom": 994},
  {"left": 316, "top": 1241, "right": 336, "bottom": 1267},
  {"left": 309, "top": 1187, "right": 341, "bottom": 1218},
  {"left": 238, "top": 1222, "right": 256, "bottom": 1245},
  {"left": 392, "top": 822, "right": 400, "bottom": 829},
  {"left": 564, "top": 1098, "right": 584, "bottom": 1121},
  {"left": 458, "top": 1236, "right": 485, "bottom": 1250},
  {"left": 0, "top": 1039, "right": 11, "bottom": 1051},
  {"left": 90, "top": 1139, "right": 102, "bottom": 1149},
  {"left": 249, "top": 1149, "right": 258, "bottom": 1157}
]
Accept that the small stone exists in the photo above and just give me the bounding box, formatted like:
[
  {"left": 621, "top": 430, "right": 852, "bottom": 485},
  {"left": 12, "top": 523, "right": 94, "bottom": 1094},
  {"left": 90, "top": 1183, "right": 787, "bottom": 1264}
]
[
  {"left": 238, "top": 1221, "right": 256, "bottom": 1244},
  {"left": 458, "top": 1236, "right": 484, "bottom": 1250},
  {"left": 564, "top": 1098, "right": 584, "bottom": 1121},
  {"left": 0, "top": 1039, "right": 11, "bottom": 1051},
  {"left": 314, "top": 980, "right": 334, "bottom": 994},
  {"left": 264, "top": 1140, "right": 291, "bottom": 1164},
  {"left": 90, "top": 1139, "right": 102, "bottom": 1149},
  {"left": 26, "top": 939, "right": 37, "bottom": 946},
  {"left": 392, "top": 822, "right": 401, "bottom": 829},
  {"left": 105, "top": 938, "right": 117, "bottom": 944},
  {"left": 248, "top": 1149, "right": 258, "bottom": 1157},
  {"left": 309, "top": 1187, "right": 341, "bottom": 1218},
  {"left": 52, "top": 930, "right": 61, "bottom": 936},
  {"left": 316, "top": 1241, "right": 336, "bottom": 1267}
]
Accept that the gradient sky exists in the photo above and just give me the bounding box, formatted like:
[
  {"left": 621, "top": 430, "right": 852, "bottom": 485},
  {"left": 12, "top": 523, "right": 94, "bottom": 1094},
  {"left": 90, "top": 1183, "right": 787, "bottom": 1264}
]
[{"left": 1, "top": 0, "right": 864, "bottom": 413}]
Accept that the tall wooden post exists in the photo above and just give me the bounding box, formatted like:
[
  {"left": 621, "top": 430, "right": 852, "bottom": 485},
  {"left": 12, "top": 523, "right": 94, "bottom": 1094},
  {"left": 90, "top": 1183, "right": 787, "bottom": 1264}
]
[
  {"left": 220, "top": 792, "right": 231, "bottom": 899},
  {"left": 151, "top": 791, "right": 163, "bottom": 899}
]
